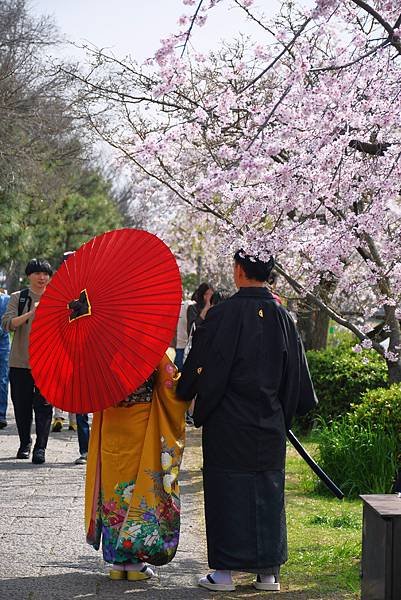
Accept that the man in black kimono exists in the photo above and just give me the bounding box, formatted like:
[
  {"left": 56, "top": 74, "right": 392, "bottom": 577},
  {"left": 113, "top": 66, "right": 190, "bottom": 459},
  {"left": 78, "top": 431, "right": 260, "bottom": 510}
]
[{"left": 177, "top": 250, "right": 317, "bottom": 592}]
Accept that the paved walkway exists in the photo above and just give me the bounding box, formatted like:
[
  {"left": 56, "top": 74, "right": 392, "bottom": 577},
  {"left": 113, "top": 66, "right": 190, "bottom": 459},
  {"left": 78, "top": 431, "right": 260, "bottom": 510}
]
[{"left": 0, "top": 408, "right": 292, "bottom": 600}]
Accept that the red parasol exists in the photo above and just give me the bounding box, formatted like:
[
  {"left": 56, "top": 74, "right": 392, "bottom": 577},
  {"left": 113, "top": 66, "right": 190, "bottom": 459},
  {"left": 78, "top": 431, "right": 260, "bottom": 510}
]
[{"left": 29, "top": 229, "right": 182, "bottom": 413}]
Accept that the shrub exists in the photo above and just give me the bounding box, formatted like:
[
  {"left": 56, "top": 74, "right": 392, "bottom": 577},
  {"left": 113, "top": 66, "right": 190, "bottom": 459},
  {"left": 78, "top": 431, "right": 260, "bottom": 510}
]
[
  {"left": 351, "top": 384, "right": 401, "bottom": 446},
  {"left": 301, "top": 343, "right": 388, "bottom": 426},
  {"left": 314, "top": 385, "right": 401, "bottom": 498},
  {"left": 326, "top": 325, "right": 358, "bottom": 349},
  {"left": 316, "top": 417, "right": 398, "bottom": 498}
]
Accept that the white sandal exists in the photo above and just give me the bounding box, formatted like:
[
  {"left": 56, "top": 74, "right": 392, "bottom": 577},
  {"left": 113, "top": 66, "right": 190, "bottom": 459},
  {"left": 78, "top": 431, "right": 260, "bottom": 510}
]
[
  {"left": 253, "top": 574, "right": 280, "bottom": 591},
  {"left": 198, "top": 574, "right": 236, "bottom": 591}
]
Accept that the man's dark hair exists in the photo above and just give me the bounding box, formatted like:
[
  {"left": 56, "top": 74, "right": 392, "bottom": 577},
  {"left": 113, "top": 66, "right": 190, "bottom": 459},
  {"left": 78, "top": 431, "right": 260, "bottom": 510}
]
[
  {"left": 234, "top": 250, "right": 275, "bottom": 282},
  {"left": 25, "top": 258, "right": 53, "bottom": 277}
]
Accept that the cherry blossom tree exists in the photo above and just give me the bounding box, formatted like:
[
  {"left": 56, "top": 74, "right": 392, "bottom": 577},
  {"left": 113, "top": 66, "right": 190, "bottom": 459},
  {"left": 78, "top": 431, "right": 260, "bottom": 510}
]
[
  {"left": 67, "top": 0, "right": 401, "bottom": 381},
  {"left": 106, "top": 167, "right": 232, "bottom": 292}
]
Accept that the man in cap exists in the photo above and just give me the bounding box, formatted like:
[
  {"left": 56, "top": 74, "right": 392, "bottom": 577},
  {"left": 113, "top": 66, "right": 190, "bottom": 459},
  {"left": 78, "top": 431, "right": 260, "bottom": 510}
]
[{"left": 1, "top": 259, "right": 53, "bottom": 464}]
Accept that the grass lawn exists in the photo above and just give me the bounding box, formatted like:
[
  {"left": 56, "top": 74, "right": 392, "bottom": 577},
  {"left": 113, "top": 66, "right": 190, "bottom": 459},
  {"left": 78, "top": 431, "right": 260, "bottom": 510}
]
[{"left": 281, "top": 438, "right": 362, "bottom": 599}]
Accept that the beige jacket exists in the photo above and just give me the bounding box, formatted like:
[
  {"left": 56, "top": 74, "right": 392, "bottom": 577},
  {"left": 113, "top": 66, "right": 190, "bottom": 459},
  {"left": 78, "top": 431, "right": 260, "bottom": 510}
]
[{"left": 1, "top": 288, "right": 42, "bottom": 369}]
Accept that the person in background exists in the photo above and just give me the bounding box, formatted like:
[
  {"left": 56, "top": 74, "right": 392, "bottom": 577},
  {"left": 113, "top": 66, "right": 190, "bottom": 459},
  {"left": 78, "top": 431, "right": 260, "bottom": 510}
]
[
  {"left": 177, "top": 250, "right": 317, "bottom": 592},
  {"left": 183, "top": 283, "right": 214, "bottom": 426},
  {"left": 184, "top": 282, "right": 214, "bottom": 365},
  {"left": 51, "top": 409, "right": 77, "bottom": 432},
  {"left": 0, "top": 288, "right": 10, "bottom": 429},
  {"left": 185, "top": 288, "right": 231, "bottom": 426},
  {"left": 174, "top": 298, "right": 195, "bottom": 372},
  {"left": 1, "top": 259, "right": 53, "bottom": 464},
  {"left": 74, "top": 413, "right": 90, "bottom": 464},
  {"left": 186, "top": 282, "right": 213, "bottom": 336}
]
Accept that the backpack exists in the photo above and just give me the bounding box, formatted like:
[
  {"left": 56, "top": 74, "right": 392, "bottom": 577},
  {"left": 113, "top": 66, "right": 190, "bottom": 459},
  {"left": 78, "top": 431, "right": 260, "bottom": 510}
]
[{"left": 18, "top": 288, "right": 32, "bottom": 316}]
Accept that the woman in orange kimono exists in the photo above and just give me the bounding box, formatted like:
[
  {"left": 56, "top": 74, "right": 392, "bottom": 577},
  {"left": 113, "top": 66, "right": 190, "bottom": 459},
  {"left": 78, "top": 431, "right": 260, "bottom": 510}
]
[{"left": 85, "top": 354, "right": 189, "bottom": 581}]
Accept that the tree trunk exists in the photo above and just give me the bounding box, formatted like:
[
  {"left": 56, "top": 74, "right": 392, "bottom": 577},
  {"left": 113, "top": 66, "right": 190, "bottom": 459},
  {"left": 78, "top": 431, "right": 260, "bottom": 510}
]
[
  {"left": 5, "top": 261, "right": 23, "bottom": 293},
  {"left": 390, "top": 361, "right": 401, "bottom": 491},
  {"left": 381, "top": 307, "right": 401, "bottom": 491},
  {"left": 384, "top": 305, "right": 401, "bottom": 384},
  {"left": 386, "top": 359, "right": 401, "bottom": 384},
  {"left": 296, "top": 302, "right": 330, "bottom": 351},
  {"left": 296, "top": 278, "right": 336, "bottom": 351},
  {"left": 196, "top": 255, "right": 202, "bottom": 286},
  {"left": 311, "top": 306, "right": 330, "bottom": 350}
]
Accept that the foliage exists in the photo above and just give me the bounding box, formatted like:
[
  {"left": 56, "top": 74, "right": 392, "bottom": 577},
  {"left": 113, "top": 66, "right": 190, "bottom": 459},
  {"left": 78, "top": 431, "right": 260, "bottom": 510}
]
[
  {"left": 0, "top": 0, "right": 64, "bottom": 188},
  {"left": 0, "top": 1, "right": 130, "bottom": 290},
  {"left": 299, "top": 343, "right": 388, "bottom": 427},
  {"left": 316, "top": 417, "right": 399, "bottom": 498},
  {"left": 326, "top": 324, "right": 358, "bottom": 348},
  {"left": 309, "top": 385, "right": 401, "bottom": 499},
  {"left": 1, "top": 165, "right": 125, "bottom": 291},
  {"left": 351, "top": 384, "right": 401, "bottom": 447}
]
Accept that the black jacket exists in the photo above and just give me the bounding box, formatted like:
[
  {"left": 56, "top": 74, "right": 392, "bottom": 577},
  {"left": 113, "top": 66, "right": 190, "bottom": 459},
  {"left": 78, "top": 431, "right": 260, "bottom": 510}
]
[{"left": 177, "top": 287, "right": 317, "bottom": 470}]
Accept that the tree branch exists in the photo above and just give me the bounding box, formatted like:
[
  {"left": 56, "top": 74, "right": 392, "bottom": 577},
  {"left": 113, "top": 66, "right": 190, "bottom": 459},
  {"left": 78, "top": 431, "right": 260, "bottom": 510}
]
[
  {"left": 274, "top": 261, "right": 386, "bottom": 356},
  {"left": 310, "top": 38, "right": 390, "bottom": 72},
  {"left": 180, "top": 0, "right": 205, "bottom": 57},
  {"left": 239, "top": 17, "right": 311, "bottom": 94},
  {"left": 351, "top": 0, "right": 401, "bottom": 54}
]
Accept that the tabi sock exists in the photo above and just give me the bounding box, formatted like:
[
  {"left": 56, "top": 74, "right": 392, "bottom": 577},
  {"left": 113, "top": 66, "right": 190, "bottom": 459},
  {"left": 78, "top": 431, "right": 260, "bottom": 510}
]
[
  {"left": 211, "top": 570, "right": 233, "bottom": 584},
  {"left": 257, "top": 574, "right": 276, "bottom": 584}
]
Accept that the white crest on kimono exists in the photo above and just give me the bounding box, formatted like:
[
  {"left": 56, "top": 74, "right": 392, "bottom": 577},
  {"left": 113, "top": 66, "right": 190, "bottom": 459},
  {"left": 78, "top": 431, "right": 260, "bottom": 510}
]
[
  {"left": 163, "top": 473, "right": 173, "bottom": 493},
  {"left": 126, "top": 523, "right": 141, "bottom": 537},
  {"left": 161, "top": 451, "right": 173, "bottom": 470},
  {"left": 123, "top": 483, "right": 135, "bottom": 503},
  {"left": 144, "top": 530, "right": 160, "bottom": 547}
]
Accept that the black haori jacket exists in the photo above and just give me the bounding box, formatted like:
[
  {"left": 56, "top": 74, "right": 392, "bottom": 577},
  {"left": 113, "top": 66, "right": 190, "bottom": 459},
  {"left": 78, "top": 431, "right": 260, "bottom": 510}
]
[{"left": 177, "top": 287, "right": 318, "bottom": 471}]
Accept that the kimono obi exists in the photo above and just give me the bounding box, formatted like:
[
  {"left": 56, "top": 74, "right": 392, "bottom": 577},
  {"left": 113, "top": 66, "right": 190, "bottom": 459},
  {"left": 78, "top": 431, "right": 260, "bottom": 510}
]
[{"left": 118, "top": 373, "right": 155, "bottom": 407}]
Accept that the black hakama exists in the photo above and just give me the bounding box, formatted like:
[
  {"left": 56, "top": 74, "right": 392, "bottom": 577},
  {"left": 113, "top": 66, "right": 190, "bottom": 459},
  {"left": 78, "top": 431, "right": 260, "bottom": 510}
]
[{"left": 203, "top": 466, "right": 286, "bottom": 574}]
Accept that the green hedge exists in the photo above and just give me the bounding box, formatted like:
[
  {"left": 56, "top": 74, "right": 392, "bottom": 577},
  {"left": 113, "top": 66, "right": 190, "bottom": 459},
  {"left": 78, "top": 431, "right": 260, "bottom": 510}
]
[
  {"left": 315, "top": 384, "right": 401, "bottom": 498},
  {"left": 302, "top": 343, "right": 388, "bottom": 425},
  {"left": 352, "top": 384, "right": 401, "bottom": 447}
]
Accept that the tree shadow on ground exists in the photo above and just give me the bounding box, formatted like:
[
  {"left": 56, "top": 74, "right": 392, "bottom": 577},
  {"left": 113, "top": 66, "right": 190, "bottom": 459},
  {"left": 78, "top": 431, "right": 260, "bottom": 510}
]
[
  {"left": 179, "top": 467, "right": 204, "bottom": 495},
  {"left": 0, "top": 459, "right": 83, "bottom": 470},
  {"left": 183, "top": 427, "right": 202, "bottom": 448}
]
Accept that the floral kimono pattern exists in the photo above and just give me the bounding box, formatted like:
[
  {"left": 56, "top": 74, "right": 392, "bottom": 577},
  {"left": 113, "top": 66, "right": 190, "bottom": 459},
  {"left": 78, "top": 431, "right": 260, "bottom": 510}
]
[{"left": 85, "top": 354, "right": 189, "bottom": 565}]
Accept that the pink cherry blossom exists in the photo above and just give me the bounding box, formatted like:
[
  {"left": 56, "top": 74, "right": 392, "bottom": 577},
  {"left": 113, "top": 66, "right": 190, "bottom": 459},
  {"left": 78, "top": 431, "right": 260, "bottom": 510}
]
[{"left": 74, "top": 0, "right": 401, "bottom": 380}]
